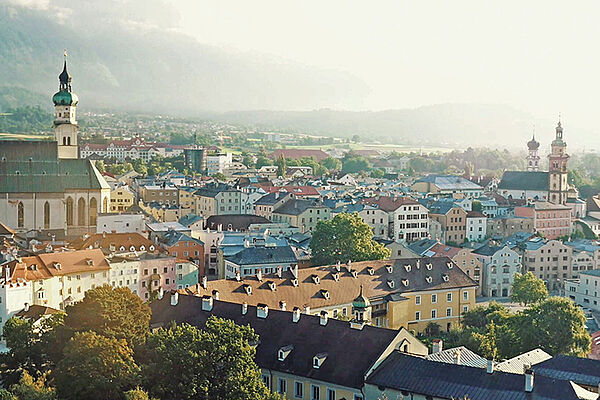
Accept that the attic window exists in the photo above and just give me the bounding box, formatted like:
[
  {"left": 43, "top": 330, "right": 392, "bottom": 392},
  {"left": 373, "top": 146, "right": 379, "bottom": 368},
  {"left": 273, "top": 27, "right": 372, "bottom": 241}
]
[
  {"left": 350, "top": 269, "right": 358, "bottom": 278},
  {"left": 86, "top": 259, "right": 94, "bottom": 266},
  {"left": 120, "top": 246, "right": 126, "bottom": 251},
  {"left": 321, "top": 289, "right": 330, "bottom": 300},
  {"left": 425, "top": 276, "right": 433, "bottom": 284},
  {"left": 367, "top": 267, "right": 375, "bottom": 275},
  {"left": 311, "top": 275, "right": 320, "bottom": 284},
  {"left": 313, "top": 353, "right": 327, "bottom": 369},
  {"left": 140, "top": 246, "right": 145, "bottom": 251},
  {"left": 268, "top": 281, "right": 276, "bottom": 291},
  {"left": 243, "top": 284, "right": 253, "bottom": 295},
  {"left": 149, "top": 245, "right": 155, "bottom": 251},
  {"left": 447, "top": 262, "right": 453, "bottom": 269},
  {"left": 387, "top": 279, "right": 395, "bottom": 289},
  {"left": 426, "top": 263, "right": 433, "bottom": 271},
  {"left": 130, "top": 246, "right": 135, "bottom": 251},
  {"left": 401, "top": 279, "right": 409, "bottom": 287},
  {"left": 291, "top": 278, "right": 299, "bottom": 287},
  {"left": 442, "top": 274, "right": 449, "bottom": 282},
  {"left": 278, "top": 345, "right": 294, "bottom": 361},
  {"left": 403, "top": 265, "right": 411, "bottom": 272},
  {"left": 332, "top": 272, "right": 339, "bottom": 281},
  {"left": 30, "top": 264, "right": 38, "bottom": 271},
  {"left": 54, "top": 262, "right": 62, "bottom": 270}
]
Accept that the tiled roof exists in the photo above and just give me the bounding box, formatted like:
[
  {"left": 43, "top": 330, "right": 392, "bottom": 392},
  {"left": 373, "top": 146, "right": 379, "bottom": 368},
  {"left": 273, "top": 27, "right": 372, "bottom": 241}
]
[
  {"left": 261, "top": 186, "right": 320, "bottom": 197},
  {"left": 69, "top": 233, "right": 159, "bottom": 253},
  {"left": 254, "top": 191, "right": 292, "bottom": 206},
  {"left": 180, "top": 257, "right": 477, "bottom": 311},
  {"left": 496, "top": 349, "right": 552, "bottom": 374},
  {"left": 429, "top": 243, "right": 462, "bottom": 259},
  {"left": 360, "top": 196, "right": 419, "bottom": 212},
  {"left": 163, "top": 231, "right": 204, "bottom": 247},
  {"left": 151, "top": 295, "right": 401, "bottom": 390},
  {"left": 498, "top": 171, "right": 549, "bottom": 191},
  {"left": 533, "top": 201, "right": 570, "bottom": 211},
  {"left": 367, "top": 351, "right": 584, "bottom": 400},
  {"left": 408, "top": 239, "right": 438, "bottom": 256},
  {"left": 415, "top": 175, "right": 483, "bottom": 191},
  {"left": 0, "top": 222, "right": 15, "bottom": 236},
  {"left": 533, "top": 355, "right": 600, "bottom": 387},
  {"left": 273, "top": 199, "right": 325, "bottom": 216},
  {"left": 226, "top": 246, "right": 297, "bottom": 266},
  {"left": 15, "top": 304, "right": 62, "bottom": 320},
  {"left": 426, "top": 346, "right": 488, "bottom": 368}
]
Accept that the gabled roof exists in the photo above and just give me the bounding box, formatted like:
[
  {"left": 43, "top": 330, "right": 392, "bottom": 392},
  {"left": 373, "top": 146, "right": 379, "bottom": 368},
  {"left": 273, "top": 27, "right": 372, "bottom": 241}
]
[
  {"left": 226, "top": 245, "right": 297, "bottom": 266},
  {"left": 273, "top": 199, "right": 326, "bottom": 216},
  {"left": 496, "top": 349, "right": 552, "bottom": 374},
  {"left": 426, "top": 346, "right": 488, "bottom": 369},
  {"left": 163, "top": 231, "right": 204, "bottom": 247},
  {"left": 498, "top": 171, "right": 549, "bottom": 191},
  {"left": 69, "top": 233, "right": 158, "bottom": 253},
  {"left": 360, "top": 196, "right": 419, "bottom": 212},
  {"left": 151, "top": 296, "right": 401, "bottom": 390},
  {"left": 533, "top": 355, "right": 600, "bottom": 388},
  {"left": 414, "top": 175, "right": 483, "bottom": 191},
  {"left": 367, "top": 351, "right": 585, "bottom": 400},
  {"left": 254, "top": 191, "right": 293, "bottom": 206},
  {"left": 178, "top": 213, "right": 204, "bottom": 227},
  {"left": 205, "top": 215, "right": 271, "bottom": 231}
]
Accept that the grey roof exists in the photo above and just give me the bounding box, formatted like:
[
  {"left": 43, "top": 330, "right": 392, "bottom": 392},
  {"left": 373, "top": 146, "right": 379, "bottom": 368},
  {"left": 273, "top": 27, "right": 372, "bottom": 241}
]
[
  {"left": 415, "top": 175, "right": 483, "bottom": 191},
  {"left": 533, "top": 355, "right": 600, "bottom": 388},
  {"left": 274, "top": 199, "right": 325, "bottom": 216},
  {"left": 0, "top": 141, "right": 109, "bottom": 193},
  {"left": 498, "top": 171, "right": 549, "bottom": 191},
  {"left": 581, "top": 269, "right": 600, "bottom": 278},
  {"left": 367, "top": 351, "right": 585, "bottom": 400},
  {"left": 226, "top": 245, "right": 298, "bottom": 266},
  {"left": 178, "top": 213, "right": 204, "bottom": 227},
  {"left": 496, "top": 349, "right": 552, "bottom": 374},
  {"left": 254, "top": 191, "right": 292, "bottom": 206},
  {"left": 408, "top": 239, "right": 438, "bottom": 256},
  {"left": 163, "top": 231, "right": 204, "bottom": 247},
  {"left": 426, "top": 346, "right": 488, "bottom": 369}
]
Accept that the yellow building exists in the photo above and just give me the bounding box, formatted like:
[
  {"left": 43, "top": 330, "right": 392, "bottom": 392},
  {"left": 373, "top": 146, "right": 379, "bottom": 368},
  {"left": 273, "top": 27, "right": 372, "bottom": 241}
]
[
  {"left": 151, "top": 294, "right": 429, "bottom": 400},
  {"left": 180, "top": 257, "right": 478, "bottom": 334},
  {"left": 8, "top": 249, "right": 110, "bottom": 311},
  {"left": 110, "top": 186, "right": 135, "bottom": 213}
]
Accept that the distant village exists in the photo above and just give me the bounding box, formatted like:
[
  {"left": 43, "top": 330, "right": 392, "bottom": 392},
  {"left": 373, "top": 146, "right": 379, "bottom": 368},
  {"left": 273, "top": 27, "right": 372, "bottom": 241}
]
[{"left": 1, "top": 59, "right": 599, "bottom": 400}]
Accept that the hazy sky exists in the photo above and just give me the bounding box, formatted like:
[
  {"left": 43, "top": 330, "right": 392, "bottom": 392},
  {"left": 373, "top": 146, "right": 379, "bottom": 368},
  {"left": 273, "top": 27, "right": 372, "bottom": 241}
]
[{"left": 169, "top": 0, "right": 600, "bottom": 126}]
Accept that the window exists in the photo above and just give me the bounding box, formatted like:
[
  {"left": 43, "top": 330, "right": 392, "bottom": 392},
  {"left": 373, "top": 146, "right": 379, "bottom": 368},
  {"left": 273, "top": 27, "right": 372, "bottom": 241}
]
[
  {"left": 415, "top": 311, "right": 421, "bottom": 321},
  {"left": 295, "top": 381, "right": 303, "bottom": 398},
  {"left": 431, "top": 309, "right": 437, "bottom": 319},
  {"left": 17, "top": 202, "right": 24, "bottom": 228},
  {"left": 43, "top": 201, "right": 50, "bottom": 229},
  {"left": 327, "top": 388, "right": 336, "bottom": 400},
  {"left": 311, "top": 385, "right": 320, "bottom": 400},
  {"left": 431, "top": 294, "right": 437, "bottom": 303},
  {"left": 463, "top": 291, "right": 469, "bottom": 300},
  {"left": 278, "top": 378, "right": 287, "bottom": 394},
  {"left": 463, "top": 305, "right": 469, "bottom": 313},
  {"left": 262, "top": 375, "right": 270, "bottom": 388},
  {"left": 447, "top": 293, "right": 452, "bottom": 302},
  {"left": 415, "top": 295, "right": 421, "bottom": 305},
  {"left": 446, "top": 307, "right": 452, "bottom": 317},
  {"left": 354, "top": 396, "right": 364, "bottom": 400}
]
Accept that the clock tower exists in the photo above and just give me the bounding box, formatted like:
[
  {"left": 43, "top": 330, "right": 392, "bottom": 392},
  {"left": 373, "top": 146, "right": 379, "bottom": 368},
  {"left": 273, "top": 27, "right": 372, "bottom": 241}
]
[
  {"left": 548, "top": 120, "right": 569, "bottom": 205},
  {"left": 52, "top": 54, "right": 79, "bottom": 159}
]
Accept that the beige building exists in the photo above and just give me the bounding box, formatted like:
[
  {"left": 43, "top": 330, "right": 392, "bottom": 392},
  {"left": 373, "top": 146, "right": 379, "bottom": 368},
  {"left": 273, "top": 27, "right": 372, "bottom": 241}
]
[
  {"left": 272, "top": 199, "right": 331, "bottom": 233},
  {"left": 523, "top": 238, "right": 572, "bottom": 290},
  {"left": 109, "top": 186, "right": 135, "bottom": 213},
  {"left": 452, "top": 248, "right": 483, "bottom": 294},
  {"left": 140, "top": 184, "right": 179, "bottom": 206},
  {"left": 487, "top": 216, "right": 534, "bottom": 238},
  {"left": 429, "top": 205, "right": 467, "bottom": 245}
]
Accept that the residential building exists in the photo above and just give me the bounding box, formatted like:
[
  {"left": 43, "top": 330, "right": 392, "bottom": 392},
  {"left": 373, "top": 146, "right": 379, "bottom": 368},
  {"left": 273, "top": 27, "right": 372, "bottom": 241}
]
[
  {"left": 0, "top": 267, "right": 32, "bottom": 337},
  {"left": 205, "top": 215, "right": 271, "bottom": 232},
  {"left": 361, "top": 196, "right": 429, "bottom": 243},
  {"left": 450, "top": 248, "right": 483, "bottom": 295},
  {"left": 224, "top": 245, "right": 298, "bottom": 279},
  {"left": 140, "top": 203, "right": 191, "bottom": 223},
  {"left": 514, "top": 201, "right": 572, "bottom": 240},
  {"left": 138, "top": 253, "right": 176, "bottom": 301},
  {"left": 521, "top": 238, "right": 573, "bottom": 290},
  {"left": 466, "top": 211, "right": 487, "bottom": 242},
  {"left": 564, "top": 239, "right": 600, "bottom": 274},
  {"left": 206, "top": 153, "right": 233, "bottom": 175},
  {"left": 151, "top": 294, "right": 427, "bottom": 400},
  {"left": 474, "top": 244, "right": 521, "bottom": 297},
  {"left": 411, "top": 175, "right": 483, "bottom": 198},
  {"left": 178, "top": 187, "right": 197, "bottom": 209},
  {"left": 272, "top": 199, "right": 331, "bottom": 233},
  {"left": 566, "top": 270, "right": 600, "bottom": 312},
  {"left": 487, "top": 216, "right": 534, "bottom": 239},
  {"left": 478, "top": 197, "right": 499, "bottom": 217},
  {"left": 175, "top": 260, "right": 199, "bottom": 289},
  {"left": 183, "top": 257, "right": 478, "bottom": 333},
  {"left": 161, "top": 231, "right": 205, "bottom": 276},
  {"left": 358, "top": 205, "right": 389, "bottom": 238},
  {"left": 109, "top": 185, "right": 135, "bottom": 212},
  {"left": 140, "top": 184, "right": 179, "bottom": 206},
  {"left": 426, "top": 202, "right": 467, "bottom": 245},
  {"left": 254, "top": 192, "right": 293, "bottom": 219},
  {"left": 69, "top": 232, "right": 160, "bottom": 254},
  {"left": 106, "top": 254, "right": 140, "bottom": 295},
  {"left": 96, "top": 213, "right": 146, "bottom": 234}
]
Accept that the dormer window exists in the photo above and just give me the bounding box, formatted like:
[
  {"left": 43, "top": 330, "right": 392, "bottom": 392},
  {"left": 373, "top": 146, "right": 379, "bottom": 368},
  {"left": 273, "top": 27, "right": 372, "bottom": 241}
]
[
  {"left": 386, "top": 265, "right": 393, "bottom": 273},
  {"left": 140, "top": 246, "right": 145, "bottom": 251},
  {"left": 367, "top": 267, "right": 375, "bottom": 275},
  {"left": 321, "top": 289, "right": 330, "bottom": 299},
  {"left": 447, "top": 262, "right": 453, "bottom": 269},
  {"left": 350, "top": 269, "right": 358, "bottom": 278},
  {"left": 426, "top": 263, "right": 432, "bottom": 271},
  {"left": 120, "top": 246, "right": 126, "bottom": 251},
  {"left": 401, "top": 279, "right": 409, "bottom": 287},
  {"left": 149, "top": 245, "right": 155, "bottom": 251},
  {"left": 243, "top": 284, "right": 252, "bottom": 295},
  {"left": 278, "top": 345, "right": 294, "bottom": 361},
  {"left": 86, "top": 259, "right": 94, "bottom": 266},
  {"left": 442, "top": 274, "right": 449, "bottom": 282},
  {"left": 403, "top": 264, "right": 411, "bottom": 272},
  {"left": 291, "top": 278, "right": 299, "bottom": 287},
  {"left": 268, "top": 281, "right": 276, "bottom": 291},
  {"left": 387, "top": 279, "right": 395, "bottom": 289},
  {"left": 426, "top": 276, "right": 433, "bottom": 284},
  {"left": 313, "top": 353, "right": 327, "bottom": 369},
  {"left": 311, "top": 275, "right": 320, "bottom": 284},
  {"left": 54, "top": 262, "right": 62, "bottom": 270}
]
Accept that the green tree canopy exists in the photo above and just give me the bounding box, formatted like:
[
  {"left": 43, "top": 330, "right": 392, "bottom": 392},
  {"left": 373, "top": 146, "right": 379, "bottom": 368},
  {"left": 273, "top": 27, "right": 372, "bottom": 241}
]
[
  {"left": 141, "top": 318, "right": 279, "bottom": 400},
  {"left": 309, "top": 212, "right": 391, "bottom": 265},
  {"left": 511, "top": 272, "right": 548, "bottom": 306},
  {"left": 320, "top": 156, "right": 341, "bottom": 171},
  {"left": 64, "top": 285, "right": 151, "bottom": 347},
  {"left": 341, "top": 154, "right": 371, "bottom": 174},
  {"left": 55, "top": 332, "right": 141, "bottom": 400}
]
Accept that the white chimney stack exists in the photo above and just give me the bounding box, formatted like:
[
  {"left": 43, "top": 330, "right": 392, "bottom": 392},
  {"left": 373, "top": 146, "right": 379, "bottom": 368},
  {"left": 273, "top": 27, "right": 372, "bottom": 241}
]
[
  {"left": 170, "top": 291, "right": 179, "bottom": 306},
  {"left": 432, "top": 339, "right": 443, "bottom": 354},
  {"left": 453, "top": 348, "right": 462, "bottom": 365},
  {"left": 212, "top": 290, "right": 219, "bottom": 300},
  {"left": 257, "top": 304, "right": 269, "bottom": 319},
  {"left": 241, "top": 302, "right": 248, "bottom": 315},
  {"left": 158, "top": 287, "right": 164, "bottom": 300},
  {"left": 201, "top": 295, "right": 213, "bottom": 311},
  {"left": 524, "top": 367, "right": 534, "bottom": 392},
  {"left": 279, "top": 300, "right": 287, "bottom": 311},
  {"left": 201, "top": 275, "right": 207, "bottom": 289},
  {"left": 487, "top": 359, "right": 494, "bottom": 374},
  {"left": 292, "top": 307, "right": 301, "bottom": 323},
  {"left": 319, "top": 310, "right": 329, "bottom": 326}
]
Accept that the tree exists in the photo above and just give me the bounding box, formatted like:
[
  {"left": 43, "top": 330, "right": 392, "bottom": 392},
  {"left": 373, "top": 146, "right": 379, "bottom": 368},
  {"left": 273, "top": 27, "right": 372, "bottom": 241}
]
[
  {"left": 64, "top": 285, "right": 151, "bottom": 347},
  {"left": 0, "top": 390, "right": 16, "bottom": 400},
  {"left": 276, "top": 154, "right": 287, "bottom": 177},
  {"left": 255, "top": 155, "right": 271, "bottom": 169},
  {"left": 95, "top": 160, "right": 106, "bottom": 173},
  {"left": 342, "top": 154, "right": 371, "bottom": 174},
  {"left": 351, "top": 134, "right": 360, "bottom": 143},
  {"left": 320, "top": 156, "right": 341, "bottom": 171},
  {"left": 124, "top": 388, "right": 156, "bottom": 400},
  {"left": 370, "top": 168, "right": 385, "bottom": 178},
  {"left": 511, "top": 272, "right": 548, "bottom": 306},
  {"left": 212, "top": 172, "right": 227, "bottom": 181},
  {"left": 309, "top": 213, "right": 391, "bottom": 265},
  {"left": 55, "top": 332, "right": 141, "bottom": 400},
  {"left": 9, "top": 371, "right": 56, "bottom": 400},
  {"left": 519, "top": 297, "right": 591, "bottom": 356},
  {"left": 142, "top": 318, "right": 280, "bottom": 400}
]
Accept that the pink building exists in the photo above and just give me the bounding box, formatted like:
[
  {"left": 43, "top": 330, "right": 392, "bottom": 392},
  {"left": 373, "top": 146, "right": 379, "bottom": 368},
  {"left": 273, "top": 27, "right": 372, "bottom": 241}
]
[
  {"left": 515, "top": 201, "right": 571, "bottom": 240},
  {"left": 139, "top": 253, "right": 177, "bottom": 301}
]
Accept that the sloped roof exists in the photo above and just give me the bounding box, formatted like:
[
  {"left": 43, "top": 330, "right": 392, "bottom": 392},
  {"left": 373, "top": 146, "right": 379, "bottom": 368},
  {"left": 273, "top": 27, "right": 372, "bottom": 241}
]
[
  {"left": 496, "top": 349, "right": 552, "bottom": 374},
  {"left": 361, "top": 196, "right": 419, "bottom": 212},
  {"left": 226, "top": 245, "right": 297, "bottom": 266},
  {"left": 415, "top": 175, "right": 483, "bottom": 191},
  {"left": 205, "top": 215, "right": 271, "bottom": 231},
  {"left": 533, "top": 355, "right": 600, "bottom": 387},
  {"left": 270, "top": 149, "right": 329, "bottom": 161},
  {"left": 9, "top": 248, "right": 109, "bottom": 281},
  {"left": 151, "top": 295, "right": 400, "bottom": 390},
  {"left": 498, "top": 171, "right": 549, "bottom": 191},
  {"left": 274, "top": 199, "right": 325, "bottom": 216},
  {"left": 70, "top": 232, "right": 158, "bottom": 253},
  {"left": 426, "top": 346, "right": 488, "bottom": 368}
]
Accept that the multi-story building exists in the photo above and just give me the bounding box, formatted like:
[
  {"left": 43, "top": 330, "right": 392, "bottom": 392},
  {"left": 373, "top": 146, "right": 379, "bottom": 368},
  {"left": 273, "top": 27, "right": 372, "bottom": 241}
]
[
  {"left": 138, "top": 253, "right": 176, "bottom": 301},
  {"left": 426, "top": 202, "right": 467, "bottom": 245},
  {"left": 193, "top": 184, "right": 248, "bottom": 217},
  {"left": 564, "top": 239, "right": 600, "bottom": 277},
  {"left": 487, "top": 215, "right": 534, "bottom": 239},
  {"left": 96, "top": 213, "right": 146, "bottom": 234},
  {"left": 514, "top": 201, "right": 571, "bottom": 240},
  {"left": 206, "top": 153, "right": 233, "bottom": 175},
  {"left": 109, "top": 185, "right": 135, "bottom": 213},
  {"left": 183, "top": 257, "right": 478, "bottom": 333},
  {"left": 361, "top": 196, "right": 429, "bottom": 243},
  {"left": 451, "top": 248, "right": 483, "bottom": 295},
  {"left": 151, "top": 294, "right": 428, "bottom": 400},
  {"left": 178, "top": 187, "right": 197, "bottom": 209},
  {"left": 254, "top": 192, "right": 293, "bottom": 219},
  {"left": 522, "top": 238, "right": 572, "bottom": 290},
  {"left": 411, "top": 175, "right": 483, "bottom": 198},
  {"left": 175, "top": 260, "right": 199, "bottom": 289},
  {"left": 161, "top": 231, "right": 205, "bottom": 276},
  {"left": 140, "top": 184, "right": 179, "bottom": 206},
  {"left": 224, "top": 245, "right": 298, "bottom": 279},
  {"left": 106, "top": 253, "right": 140, "bottom": 295},
  {"left": 466, "top": 211, "right": 487, "bottom": 242},
  {"left": 566, "top": 270, "right": 600, "bottom": 312},
  {"left": 80, "top": 137, "right": 187, "bottom": 161},
  {"left": 272, "top": 199, "right": 331, "bottom": 233},
  {"left": 358, "top": 205, "right": 389, "bottom": 238},
  {"left": 473, "top": 244, "right": 521, "bottom": 297}
]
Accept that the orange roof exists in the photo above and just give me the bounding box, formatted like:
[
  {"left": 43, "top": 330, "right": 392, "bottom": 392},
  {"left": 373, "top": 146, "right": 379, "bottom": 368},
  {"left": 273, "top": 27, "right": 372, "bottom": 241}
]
[
  {"left": 69, "top": 233, "right": 160, "bottom": 253},
  {"left": 429, "top": 243, "right": 463, "bottom": 259},
  {"left": 361, "top": 196, "right": 419, "bottom": 212},
  {"left": 9, "top": 249, "right": 109, "bottom": 281}
]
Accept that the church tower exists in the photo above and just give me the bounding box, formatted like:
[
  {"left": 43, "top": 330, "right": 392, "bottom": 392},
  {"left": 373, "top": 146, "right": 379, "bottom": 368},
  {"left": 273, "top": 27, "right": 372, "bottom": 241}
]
[
  {"left": 52, "top": 54, "right": 79, "bottom": 159},
  {"left": 526, "top": 133, "right": 540, "bottom": 171},
  {"left": 548, "top": 120, "right": 569, "bottom": 205}
]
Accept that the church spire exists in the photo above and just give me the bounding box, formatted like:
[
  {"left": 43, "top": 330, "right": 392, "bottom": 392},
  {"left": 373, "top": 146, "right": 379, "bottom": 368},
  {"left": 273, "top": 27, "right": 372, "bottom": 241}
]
[{"left": 59, "top": 50, "right": 72, "bottom": 92}]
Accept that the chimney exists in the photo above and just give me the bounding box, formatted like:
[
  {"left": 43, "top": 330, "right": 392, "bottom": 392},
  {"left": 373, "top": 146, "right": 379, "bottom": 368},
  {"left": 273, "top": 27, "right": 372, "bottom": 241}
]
[
  {"left": 201, "top": 275, "right": 207, "bottom": 289},
  {"left": 432, "top": 339, "right": 443, "bottom": 354},
  {"left": 256, "top": 270, "right": 263, "bottom": 282},
  {"left": 212, "top": 290, "right": 219, "bottom": 300},
  {"left": 201, "top": 295, "right": 213, "bottom": 311},
  {"left": 346, "top": 260, "right": 352, "bottom": 272},
  {"left": 487, "top": 359, "right": 494, "bottom": 374},
  {"left": 524, "top": 367, "right": 534, "bottom": 392},
  {"left": 291, "top": 265, "right": 298, "bottom": 278},
  {"left": 319, "top": 310, "right": 329, "bottom": 326},
  {"left": 279, "top": 300, "right": 287, "bottom": 311},
  {"left": 23, "top": 303, "right": 29, "bottom": 312},
  {"left": 304, "top": 306, "right": 311, "bottom": 315},
  {"left": 158, "top": 287, "right": 164, "bottom": 300},
  {"left": 241, "top": 302, "right": 248, "bottom": 315},
  {"left": 292, "top": 307, "right": 301, "bottom": 323},
  {"left": 276, "top": 266, "right": 283, "bottom": 278},
  {"left": 257, "top": 304, "right": 269, "bottom": 319},
  {"left": 453, "top": 348, "right": 461, "bottom": 365},
  {"left": 170, "top": 291, "right": 179, "bottom": 306},
  {"left": 235, "top": 271, "right": 241, "bottom": 282},
  {"left": 335, "top": 261, "right": 341, "bottom": 272}
]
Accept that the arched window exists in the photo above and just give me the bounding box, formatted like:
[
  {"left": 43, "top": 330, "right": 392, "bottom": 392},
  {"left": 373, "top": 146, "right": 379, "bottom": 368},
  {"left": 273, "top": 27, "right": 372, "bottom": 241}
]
[
  {"left": 67, "top": 137, "right": 71, "bottom": 146},
  {"left": 89, "top": 198, "right": 97, "bottom": 226},
  {"left": 103, "top": 197, "right": 108, "bottom": 213},
  {"left": 63, "top": 137, "right": 67, "bottom": 146},
  {"left": 66, "top": 197, "right": 74, "bottom": 226},
  {"left": 78, "top": 198, "right": 86, "bottom": 226},
  {"left": 17, "top": 202, "right": 24, "bottom": 228},
  {"left": 44, "top": 201, "right": 50, "bottom": 229}
]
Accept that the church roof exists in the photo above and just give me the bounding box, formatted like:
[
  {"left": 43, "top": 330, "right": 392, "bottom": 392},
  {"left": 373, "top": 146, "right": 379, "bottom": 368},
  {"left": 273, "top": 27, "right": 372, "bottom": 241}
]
[
  {"left": 0, "top": 141, "right": 109, "bottom": 193},
  {"left": 498, "top": 171, "right": 549, "bottom": 192}
]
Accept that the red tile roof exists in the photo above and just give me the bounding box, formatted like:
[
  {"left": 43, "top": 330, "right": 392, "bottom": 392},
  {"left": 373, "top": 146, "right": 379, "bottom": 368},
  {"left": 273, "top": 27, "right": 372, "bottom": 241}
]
[{"left": 360, "top": 196, "right": 419, "bottom": 212}]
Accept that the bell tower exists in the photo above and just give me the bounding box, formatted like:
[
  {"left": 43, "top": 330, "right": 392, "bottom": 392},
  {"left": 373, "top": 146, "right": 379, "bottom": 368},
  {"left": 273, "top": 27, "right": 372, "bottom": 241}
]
[
  {"left": 526, "top": 131, "right": 540, "bottom": 171},
  {"left": 52, "top": 52, "right": 79, "bottom": 159},
  {"left": 548, "top": 119, "right": 569, "bottom": 205}
]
